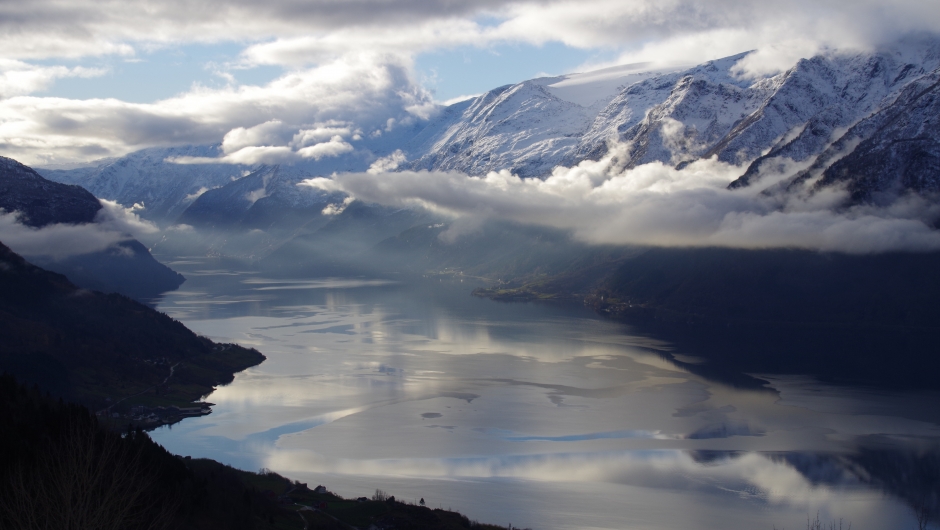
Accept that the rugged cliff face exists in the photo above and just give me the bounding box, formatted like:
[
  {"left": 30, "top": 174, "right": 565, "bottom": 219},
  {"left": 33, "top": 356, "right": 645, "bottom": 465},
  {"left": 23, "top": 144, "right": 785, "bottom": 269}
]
[
  {"left": 812, "top": 71, "right": 940, "bottom": 202},
  {"left": 38, "top": 145, "right": 245, "bottom": 222},
  {"left": 731, "top": 63, "right": 940, "bottom": 203}
]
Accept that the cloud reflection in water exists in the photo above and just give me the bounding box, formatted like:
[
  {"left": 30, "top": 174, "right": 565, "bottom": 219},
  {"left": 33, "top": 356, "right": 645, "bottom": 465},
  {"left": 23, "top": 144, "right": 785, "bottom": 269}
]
[{"left": 151, "top": 262, "right": 939, "bottom": 529}]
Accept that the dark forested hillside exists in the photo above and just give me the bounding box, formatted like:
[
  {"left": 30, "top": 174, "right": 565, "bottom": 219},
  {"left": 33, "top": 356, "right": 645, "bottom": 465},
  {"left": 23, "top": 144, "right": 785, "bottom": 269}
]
[
  {"left": 0, "top": 374, "right": 511, "bottom": 530},
  {"left": 0, "top": 156, "right": 102, "bottom": 227},
  {"left": 0, "top": 373, "right": 307, "bottom": 530},
  {"left": 0, "top": 155, "right": 185, "bottom": 299},
  {"left": 474, "top": 246, "right": 940, "bottom": 389},
  {"left": 0, "top": 240, "right": 264, "bottom": 413}
]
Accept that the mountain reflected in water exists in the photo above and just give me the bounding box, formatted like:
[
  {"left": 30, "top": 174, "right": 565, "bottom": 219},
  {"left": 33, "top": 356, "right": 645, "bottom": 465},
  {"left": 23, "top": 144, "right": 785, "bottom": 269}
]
[{"left": 150, "top": 258, "right": 940, "bottom": 530}]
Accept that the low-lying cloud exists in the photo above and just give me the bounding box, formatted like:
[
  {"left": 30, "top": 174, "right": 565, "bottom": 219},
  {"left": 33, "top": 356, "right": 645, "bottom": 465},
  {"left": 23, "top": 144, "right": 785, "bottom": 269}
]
[
  {"left": 169, "top": 120, "right": 359, "bottom": 165},
  {"left": 95, "top": 199, "right": 160, "bottom": 237},
  {"left": 302, "top": 143, "right": 940, "bottom": 254},
  {"left": 0, "top": 198, "right": 159, "bottom": 260},
  {"left": 0, "top": 211, "right": 129, "bottom": 260}
]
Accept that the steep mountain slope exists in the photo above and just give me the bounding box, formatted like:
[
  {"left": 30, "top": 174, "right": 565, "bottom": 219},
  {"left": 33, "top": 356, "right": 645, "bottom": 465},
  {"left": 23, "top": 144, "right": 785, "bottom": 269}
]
[
  {"left": 0, "top": 156, "right": 184, "bottom": 298},
  {"left": 0, "top": 156, "right": 102, "bottom": 226},
  {"left": 39, "top": 145, "right": 380, "bottom": 227},
  {"left": 810, "top": 69, "right": 940, "bottom": 201},
  {"left": 408, "top": 38, "right": 940, "bottom": 182},
  {"left": 407, "top": 80, "right": 599, "bottom": 177},
  {"left": 0, "top": 240, "right": 263, "bottom": 406},
  {"left": 153, "top": 164, "right": 348, "bottom": 259},
  {"left": 38, "top": 145, "right": 247, "bottom": 223},
  {"left": 568, "top": 52, "right": 768, "bottom": 166},
  {"left": 574, "top": 40, "right": 940, "bottom": 173},
  {"left": 40, "top": 39, "right": 940, "bottom": 206},
  {"left": 731, "top": 44, "right": 940, "bottom": 191},
  {"left": 177, "top": 164, "right": 339, "bottom": 230},
  {"left": 732, "top": 66, "right": 940, "bottom": 202}
]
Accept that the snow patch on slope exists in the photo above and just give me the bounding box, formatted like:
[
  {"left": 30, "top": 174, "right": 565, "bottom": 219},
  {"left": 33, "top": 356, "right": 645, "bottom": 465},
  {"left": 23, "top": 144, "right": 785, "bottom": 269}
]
[{"left": 543, "top": 62, "right": 688, "bottom": 107}]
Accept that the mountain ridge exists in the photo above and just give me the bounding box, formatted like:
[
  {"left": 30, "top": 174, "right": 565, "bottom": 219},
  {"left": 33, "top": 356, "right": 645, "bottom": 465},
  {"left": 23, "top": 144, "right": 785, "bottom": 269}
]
[
  {"left": 0, "top": 156, "right": 185, "bottom": 299},
  {"left": 0, "top": 238, "right": 264, "bottom": 412},
  {"left": 40, "top": 37, "right": 940, "bottom": 226}
]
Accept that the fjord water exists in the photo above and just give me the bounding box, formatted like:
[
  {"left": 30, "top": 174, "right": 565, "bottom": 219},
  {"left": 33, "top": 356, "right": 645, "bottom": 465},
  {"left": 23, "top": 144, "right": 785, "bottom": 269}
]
[{"left": 151, "top": 259, "right": 939, "bottom": 530}]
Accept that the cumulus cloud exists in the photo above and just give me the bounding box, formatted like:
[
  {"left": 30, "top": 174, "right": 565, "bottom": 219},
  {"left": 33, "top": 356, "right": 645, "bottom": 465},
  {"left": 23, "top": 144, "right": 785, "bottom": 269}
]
[
  {"left": 246, "top": 186, "right": 268, "bottom": 204},
  {"left": 229, "top": 1, "right": 940, "bottom": 74},
  {"left": 291, "top": 123, "right": 361, "bottom": 147},
  {"left": 238, "top": 19, "right": 497, "bottom": 68},
  {"left": 184, "top": 187, "right": 212, "bottom": 202},
  {"left": 302, "top": 143, "right": 940, "bottom": 254},
  {"left": 0, "top": 1, "right": 505, "bottom": 60},
  {"left": 2, "top": 1, "right": 937, "bottom": 75},
  {"left": 169, "top": 122, "right": 356, "bottom": 165},
  {"left": 298, "top": 136, "right": 354, "bottom": 160},
  {"left": 0, "top": 59, "right": 106, "bottom": 99},
  {"left": 221, "top": 120, "right": 294, "bottom": 154},
  {"left": 7, "top": 0, "right": 933, "bottom": 63},
  {"left": 0, "top": 53, "right": 432, "bottom": 166},
  {"left": 321, "top": 196, "right": 355, "bottom": 216},
  {"left": 367, "top": 150, "right": 407, "bottom": 174},
  {"left": 501, "top": 1, "right": 940, "bottom": 73},
  {"left": 95, "top": 199, "right": 159, "bottom": 237},
  {"left": 172, "top": 145, "right": 288, "bottom": 165}
]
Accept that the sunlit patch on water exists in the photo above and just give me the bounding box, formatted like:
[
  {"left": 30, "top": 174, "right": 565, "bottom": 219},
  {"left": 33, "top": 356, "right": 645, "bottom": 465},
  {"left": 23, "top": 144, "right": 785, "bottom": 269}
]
[{"left": 243, "top": 278, "right": 399, "bottom": 290}]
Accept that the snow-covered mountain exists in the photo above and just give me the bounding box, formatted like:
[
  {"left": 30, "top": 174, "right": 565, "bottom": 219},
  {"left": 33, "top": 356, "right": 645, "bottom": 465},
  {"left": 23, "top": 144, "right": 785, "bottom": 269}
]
[
  {"left": 753, "top": 66, "right": 940, "bottom": 203},
  {"left": 406, "top": 80, "right": 598, "bottom": 177},
  {"left": 39, "top": 35, "right": 940, "bottom": 231},
  {"left": 38, "top": 145, "right": 381, "bottom": 226},
  {"left": 39, "top": 145, "right": 245, "bottom": 222},
  {"left": 414, "top": 36, "right": 940, "bottom": 187},
  {"left": 176, "top": 164, "right": 344, "bottom": 230}
]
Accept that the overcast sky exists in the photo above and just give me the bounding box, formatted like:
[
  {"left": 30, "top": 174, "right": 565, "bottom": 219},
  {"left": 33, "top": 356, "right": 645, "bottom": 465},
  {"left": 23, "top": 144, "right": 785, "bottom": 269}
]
[{"left": 1, "top": 0, "right": 939, "bottom": 166}]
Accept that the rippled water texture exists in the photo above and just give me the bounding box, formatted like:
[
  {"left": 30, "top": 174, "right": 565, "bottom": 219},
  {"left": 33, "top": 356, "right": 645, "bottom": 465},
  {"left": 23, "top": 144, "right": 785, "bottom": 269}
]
[{"left": 151, "top": 259, "right": 940, "bottom": 530}]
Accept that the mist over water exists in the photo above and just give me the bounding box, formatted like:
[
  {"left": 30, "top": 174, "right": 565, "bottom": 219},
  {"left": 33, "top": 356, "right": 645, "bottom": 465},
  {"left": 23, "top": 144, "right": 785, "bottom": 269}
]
[{"left": 150, "top": 258, "right": 940, "bottom": 530}]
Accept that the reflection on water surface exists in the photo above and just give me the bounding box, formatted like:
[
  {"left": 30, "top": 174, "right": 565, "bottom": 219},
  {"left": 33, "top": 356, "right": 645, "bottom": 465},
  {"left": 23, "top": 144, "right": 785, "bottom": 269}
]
[{"left": 151, "top": 259, "right": 940, "bottom": 530}]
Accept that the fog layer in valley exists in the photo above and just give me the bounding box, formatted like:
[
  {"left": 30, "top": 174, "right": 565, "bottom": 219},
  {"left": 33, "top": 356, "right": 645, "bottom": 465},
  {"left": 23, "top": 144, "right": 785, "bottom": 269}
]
[{"left": 305, "top": 143, "right": 940, "bottom": 254}]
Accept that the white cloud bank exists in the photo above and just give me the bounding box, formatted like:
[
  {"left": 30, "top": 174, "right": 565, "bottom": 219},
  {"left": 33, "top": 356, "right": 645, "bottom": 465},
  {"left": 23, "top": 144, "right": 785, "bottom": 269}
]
[
  {"left": 0, "top": 59, "right": 106, "bottom": 99},
  {"left": 168, "top": 119, "right": 358, "bottom": 165},
  {"left": 302, "top": 143, "right": 940, "bottom": 254},
  {"left": 0, "top": 211, "right": 128, "bottom": 260},
  {"left": 4, "top": 0, "right": 939, "bottom": 65},
  {"left": 0, "top": 53, "right": 431, "bottom": 166},
  {"left": 0, "top": 199, "right": 159, "bottom": 260}
]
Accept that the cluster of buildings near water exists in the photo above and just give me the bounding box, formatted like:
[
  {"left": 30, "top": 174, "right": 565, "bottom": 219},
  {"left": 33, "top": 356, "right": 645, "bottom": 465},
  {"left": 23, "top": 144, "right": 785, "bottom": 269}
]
[{"left": 96, "top": 403, "right": 213, "bottom": 428}]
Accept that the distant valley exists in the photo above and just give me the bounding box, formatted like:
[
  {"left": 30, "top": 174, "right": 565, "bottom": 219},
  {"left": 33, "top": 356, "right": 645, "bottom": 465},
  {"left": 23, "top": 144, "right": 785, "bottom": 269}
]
[{"left": 2, "top": 36, "right": 940, "bottom": 404}]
